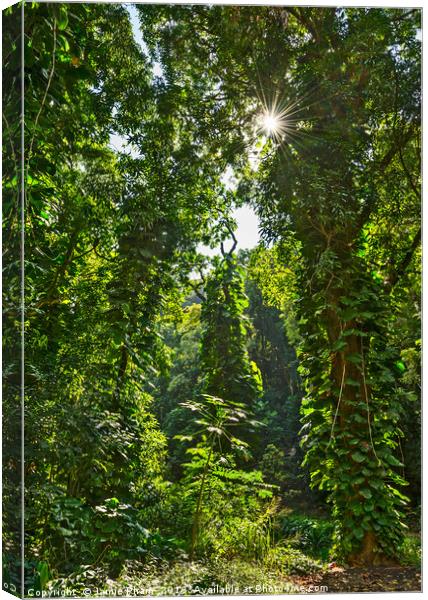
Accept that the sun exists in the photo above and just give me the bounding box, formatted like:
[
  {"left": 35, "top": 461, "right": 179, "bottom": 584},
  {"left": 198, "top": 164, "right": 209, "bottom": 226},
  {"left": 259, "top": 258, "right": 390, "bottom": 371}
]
[
  {"left": 262, "top": 112, "right": 280, "bottom": 135},
  {"left": 257, "top": 107, "right": 288, "bottom": 142},
  {"left": 256, "top": 90, "right": 315, "bottom": 144},
  {"left": 252, "top": 85, "right": 322, "bottom": 158}
]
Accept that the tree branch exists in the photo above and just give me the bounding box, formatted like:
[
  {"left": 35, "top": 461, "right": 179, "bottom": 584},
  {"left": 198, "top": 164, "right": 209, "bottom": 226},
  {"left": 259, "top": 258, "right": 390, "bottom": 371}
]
[
  {"left": 399, "top": 143, "right": 421, "bottom": 200},
  {"left": 189, "top": 281, "right": 206, "bottom": 302},
  {"left": 380, "top": 125, "right": 416, "bottom": 172},
  {"left": 221, "top": 222, "right": 238, "bottom": 257},
  {"left": 357, "top": 125, "right": 417, "bottom": 231},
  {"left": 386, "top": 226, "right": 421, "bottom": 290}
]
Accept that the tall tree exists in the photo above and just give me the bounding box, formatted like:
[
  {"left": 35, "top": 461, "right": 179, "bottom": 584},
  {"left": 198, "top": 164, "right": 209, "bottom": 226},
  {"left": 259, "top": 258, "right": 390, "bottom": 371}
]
[
  {"left": 138, "top": 5, "right": 421, "bottom": 564},
  {"left": 198, "top": 246, "right": 263, "bottom": 416},
  {"left": 15, "top": 1, "right": 235, "bottom": 580}
]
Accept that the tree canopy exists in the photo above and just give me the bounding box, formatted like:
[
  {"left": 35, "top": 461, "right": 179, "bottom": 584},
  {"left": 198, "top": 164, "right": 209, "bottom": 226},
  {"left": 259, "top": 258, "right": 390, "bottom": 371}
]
[{"left": 2, "top": 3, "right": 421, "bottom": 596}]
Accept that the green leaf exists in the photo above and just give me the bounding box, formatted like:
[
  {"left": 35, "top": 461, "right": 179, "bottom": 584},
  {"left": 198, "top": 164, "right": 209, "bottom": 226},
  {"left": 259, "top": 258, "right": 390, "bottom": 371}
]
[
  {"left": 386, "top": 454, "right": 404, "bottom": 467},
  {"left": 345, "top": 377, "right": 361, "bottom": 387},
  {"left": 394, "top": 360, "right": 406, "bottom": 373},
  {"left": 37, "top": 562, "right": 50, "bottom": 590},
  {"left": 332, "top": 339, "right": 347, "bottom": 351},
  {"left": 351, "top": 451, "right": 366, "bottom": 463},
  {"left": 57, "top": 7, "right": 69, "bottom": 30}
]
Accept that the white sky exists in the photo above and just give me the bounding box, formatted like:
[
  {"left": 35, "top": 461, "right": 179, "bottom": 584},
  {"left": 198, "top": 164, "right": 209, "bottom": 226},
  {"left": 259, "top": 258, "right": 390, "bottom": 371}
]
[{"left": 199, "top": 205, "right": 261, "bottom": 257}]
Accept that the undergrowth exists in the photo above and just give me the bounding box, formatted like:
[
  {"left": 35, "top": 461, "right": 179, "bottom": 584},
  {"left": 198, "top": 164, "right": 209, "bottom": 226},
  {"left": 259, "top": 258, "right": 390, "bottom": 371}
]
[
  {"left": 44, "top": 510, "right": 421, "bottom": 597},
  {"left": 108, "top": 556, "right": 319, "bottom": 596},
  {"left": 397, "top": 533, "right": 421, "bottom": 568}
]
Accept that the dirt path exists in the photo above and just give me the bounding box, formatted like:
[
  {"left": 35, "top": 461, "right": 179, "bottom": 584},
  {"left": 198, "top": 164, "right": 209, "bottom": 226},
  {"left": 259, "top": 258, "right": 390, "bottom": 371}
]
[{"left": 293, "top": 566, "right": 421, "bottom": 593}]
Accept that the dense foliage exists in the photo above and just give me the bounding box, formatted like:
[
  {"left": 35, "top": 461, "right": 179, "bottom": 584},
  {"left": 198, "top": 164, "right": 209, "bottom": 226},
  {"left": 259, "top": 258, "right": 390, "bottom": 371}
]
[{"left": 2, "top": 3, "right": 420, "bottom": 595}]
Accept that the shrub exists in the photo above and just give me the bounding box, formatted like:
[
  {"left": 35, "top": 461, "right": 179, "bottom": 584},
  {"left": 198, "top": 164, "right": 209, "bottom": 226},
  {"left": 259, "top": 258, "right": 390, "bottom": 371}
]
[
  {"left": 398, "top": 534, "right": 421, "bottom": 568},
  {"left": 277, "top": 514, "right": 334, "bottom": 561}
]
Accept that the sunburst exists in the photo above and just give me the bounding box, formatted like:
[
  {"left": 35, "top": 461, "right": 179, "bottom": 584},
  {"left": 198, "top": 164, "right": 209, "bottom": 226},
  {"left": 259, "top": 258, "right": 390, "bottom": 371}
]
[
  {"left": 260, "top": 111, "right": 281, "bottom": 135},
  {"left": 257, "top": 101, "right": 290, "bottom": 143},
  {"left": 254, "top": 75, "right": 327, "bottom": 148}
]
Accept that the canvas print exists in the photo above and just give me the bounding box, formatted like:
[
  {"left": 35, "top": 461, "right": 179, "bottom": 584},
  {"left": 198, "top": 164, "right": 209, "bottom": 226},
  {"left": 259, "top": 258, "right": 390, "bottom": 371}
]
[{"left": 2, "top": 1, "right": 421, "bottom": 596}]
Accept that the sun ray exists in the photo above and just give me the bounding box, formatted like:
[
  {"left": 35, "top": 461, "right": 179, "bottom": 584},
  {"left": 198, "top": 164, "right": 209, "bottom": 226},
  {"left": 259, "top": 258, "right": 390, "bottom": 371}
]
[{"left": 249, "top": 66, "right": 349, "bottom": 169}]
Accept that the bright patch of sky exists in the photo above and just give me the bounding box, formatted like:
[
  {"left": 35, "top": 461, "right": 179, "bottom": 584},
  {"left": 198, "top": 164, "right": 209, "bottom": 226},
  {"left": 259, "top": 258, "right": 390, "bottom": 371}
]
[
  {"left": 109, "top": 132, "right": 140, "bottom": 157},
  {"left": 125, "top": 4, "right": 149, "bottom": 55},
  {"left": 234, "top": 205, "right": 260, "bottom": 250},
  {"left": 198, "top": 205, "right": 260, "bottom": 257},
  {"left": 126, "top": 4, "right": 164, "bottom": 78}
]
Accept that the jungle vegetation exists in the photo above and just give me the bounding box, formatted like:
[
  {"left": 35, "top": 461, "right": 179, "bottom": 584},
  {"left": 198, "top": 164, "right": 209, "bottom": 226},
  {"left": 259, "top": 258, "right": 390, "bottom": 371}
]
[{"left": 2, "top": 2, "right": 421, "bottom": 595}]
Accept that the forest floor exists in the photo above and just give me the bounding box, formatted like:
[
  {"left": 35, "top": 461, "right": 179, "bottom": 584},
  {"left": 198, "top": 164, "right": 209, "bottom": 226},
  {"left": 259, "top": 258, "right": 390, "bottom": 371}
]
[
  {"left": 293, "top": 565, "right": 422, "bottom": 593},
  {"left": 105, "top": 557, "right": 422, "bottom": 596},
  {"left": 47, "top": 504, "right": 422, "bottom": 596}
]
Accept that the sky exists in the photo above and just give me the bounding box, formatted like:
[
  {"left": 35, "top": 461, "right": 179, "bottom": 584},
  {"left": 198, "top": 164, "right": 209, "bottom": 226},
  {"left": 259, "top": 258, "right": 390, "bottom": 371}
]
[{"left": 107, "top": 4, "right": 261, "bottom": 255}]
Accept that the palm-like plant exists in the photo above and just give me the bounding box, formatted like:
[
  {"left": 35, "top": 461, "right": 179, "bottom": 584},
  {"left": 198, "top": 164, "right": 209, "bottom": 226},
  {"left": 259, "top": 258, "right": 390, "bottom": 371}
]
[{"left": 176, "top": 394, "right": 262, "bottom": 558}]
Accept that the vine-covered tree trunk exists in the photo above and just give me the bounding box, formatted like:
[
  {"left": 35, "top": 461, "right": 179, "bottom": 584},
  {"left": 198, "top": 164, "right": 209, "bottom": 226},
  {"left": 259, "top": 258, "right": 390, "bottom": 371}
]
[
  {"left": 300, "top": 256, "right": 408, "bottom": 564},
  {"left": 326, "top": 317, "right": 382, "bottom": 566},
  {"left": 199, "top": 252, "right": 263, "bottom": 415}
]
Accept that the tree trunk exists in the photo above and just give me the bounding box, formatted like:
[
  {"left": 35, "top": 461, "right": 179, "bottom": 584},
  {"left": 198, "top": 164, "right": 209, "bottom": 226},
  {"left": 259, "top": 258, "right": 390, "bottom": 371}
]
[{"left": 324, "top": 296, "right": 399, "bottom": 565}]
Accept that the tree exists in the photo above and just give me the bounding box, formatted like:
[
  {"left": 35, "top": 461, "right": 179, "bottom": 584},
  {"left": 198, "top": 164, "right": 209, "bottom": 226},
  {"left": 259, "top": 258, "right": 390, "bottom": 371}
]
[
  {"left": 13, "top": 1, "right": 233, "bottom": 581},
  {"left": 198, "top": 246, "right": 263, "bottom": 418},
  {"left": 138, "top": 5, "right": 421, "bottom": 564}
]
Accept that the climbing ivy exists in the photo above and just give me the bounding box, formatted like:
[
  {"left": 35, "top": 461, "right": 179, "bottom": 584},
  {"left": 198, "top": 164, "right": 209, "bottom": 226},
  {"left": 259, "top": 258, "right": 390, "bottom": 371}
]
[
  {"left": 199, "top": 251, "right": 263, "bottom": 414},
  {"left": 2, "top": 3, "right": 420, "bottom": 589},
  {"left": 138, "top": 5, "right": 420, "bottom": 564},
  {"left": 298, "top": 255, "right": 410, "bottom": 561}
]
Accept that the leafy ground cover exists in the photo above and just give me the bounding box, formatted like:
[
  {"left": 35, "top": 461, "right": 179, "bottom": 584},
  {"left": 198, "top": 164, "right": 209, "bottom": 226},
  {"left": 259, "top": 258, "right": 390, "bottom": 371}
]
[{"left": 43, "top": 514, "right": 420, "bottom": 596}]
